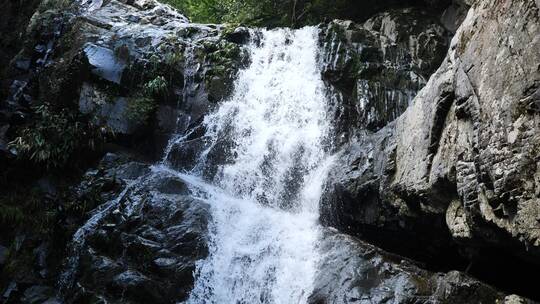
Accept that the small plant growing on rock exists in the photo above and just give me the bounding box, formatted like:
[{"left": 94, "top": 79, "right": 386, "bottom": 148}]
[
  {"left": 144, "top": 76, "right": 168, "bottom": 98},
  {"left": 126, "top": 97, "right": 156, "bottom": 123},
  {"left": 164, "top": 49, "right": 185, "bottom": 67},
  {"left": 126, "top": 76, "right": 168, "bottom": 123},
  {"left": 0, "top": 204, "right": 24, "bottom": 227},
  {"left": 0, "top": 188, "right": 51, "bottom": 231},
  {"left": 38, "top": 0, "right": 71, "bottom": 12},
  {"left": 9, "top": 104, "right": 107, "bottom": 169}
]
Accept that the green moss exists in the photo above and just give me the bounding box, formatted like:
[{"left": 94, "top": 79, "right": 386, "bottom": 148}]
[
  {"left": 164, "top": 49, "right": 184, "bottom": 66},
  {"left": 221, "top": 23, "right": 242, "bottom": 37},
  {"left": 205, "top": 41, "right": 241, "bottom": 68},
  {"left": 125, "top": 96, "right": 155, "bottom": 125},
  {"left": 124, "top": 75, "right": 172, "bottom": 123},
  {"left": 37, "top": 0, "right": 72, "bottom": 12}
]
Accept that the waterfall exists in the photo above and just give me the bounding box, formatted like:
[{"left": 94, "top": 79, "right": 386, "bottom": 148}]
[
  {"left": 61, "top": 26, "right": 333, "bottom": 303},
  {"left": 179, "top": 27, "right": 334, "bottom": 303}
]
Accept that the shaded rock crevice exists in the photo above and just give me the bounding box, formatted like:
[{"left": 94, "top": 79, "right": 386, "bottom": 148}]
[{"left": 308, "top": 229, "right": 531, "bottom": 304}]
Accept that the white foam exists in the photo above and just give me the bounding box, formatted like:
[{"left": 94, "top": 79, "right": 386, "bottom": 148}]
[{"left": 185, "top": 27, "right": 334, "bottom": 304}]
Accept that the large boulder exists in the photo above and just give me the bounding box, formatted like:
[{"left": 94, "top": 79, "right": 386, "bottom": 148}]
[
  {"left": 61, "top": 162, "right": 211, "bottom": 303},
  {"left": 309, "top": 229, "right": 532, "bottom": 304},
  {"left": 0, "top": 0, "right": 248, "bottom": 300},
  {"left": 1, "top": 0, "right": 249, "bottom": 161}
]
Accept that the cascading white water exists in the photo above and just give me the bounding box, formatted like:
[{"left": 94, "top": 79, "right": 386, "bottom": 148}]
[{"left": 181, "top": 27, "right": 334, "bottom": 304}]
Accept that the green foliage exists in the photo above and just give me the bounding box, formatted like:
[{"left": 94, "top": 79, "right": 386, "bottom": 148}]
[
  {"left": 126, "top": 96, "right": 156, "bottom": 122},
  {"left": 161, "top": 0, "right": 368, "bottom": 27},
  {"left": 3, "top": 247, "right": 35, "bottom": 279},
  {"left": 38, "top": 0, "right": 71, "bottom": 12},
  {"left": 9, "top": 104, "right": 106, "bottom": 169},
  {"left": 0, "top": 204, "right": 24, "bottom": 226},
  {"left": 125, "top": 76, "right": 167, "bottom": 123},
  {"left": 164, "top": 49, "right": 184, "bottom": 66},
  {"left": 0, "top": 188, "right": 50, "bottom": 231},
  {"left": 143, "top": 75, "right": 168, "bottom": 98},
  {"left": 162, "top": 0, "right": 290, "bottom": 26}
]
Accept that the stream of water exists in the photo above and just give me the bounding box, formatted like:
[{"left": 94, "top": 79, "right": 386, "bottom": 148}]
[
  {"left": 179, "top": 27, "right": 334, "bottom": 303},
  {"left": 62, "top": 26, "right": 334, "bottom": 304}
]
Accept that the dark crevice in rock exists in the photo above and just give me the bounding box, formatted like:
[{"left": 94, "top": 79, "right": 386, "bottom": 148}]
[
  {"left": 323, "top": 192, "right": 540, "bottom": 301},
  {"left": 0, "top": 0, "right": 42, "bottom": 101},
  {"left": 467, "top": 243, "right": 540, "bottom": 301},
  {"left": 428, "top": 92, "right": 455, "bottom": 159}
]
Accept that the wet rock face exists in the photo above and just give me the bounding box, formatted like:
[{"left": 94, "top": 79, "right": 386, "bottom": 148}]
[
  {"left": 0, "top": 0, "right": 249, "bottom": 161},
  {"left": 308, "top": 229, "right": 527, "bottom": 304},
  {"left": 63, "top": 159, "right": 211, "bottom": 303},
  {"left": 69, "top": 0, "right": 248, "bottom": 157},
  {"left": 0, "top": 0, "right": 41, "bottom": 99},
  {"left": 322, "top": 0, "right": 540, "bottom": 296},
  {"left": 0, "top": 0, "right": 537, "bottom": 302},
  {"left": 320, "top": 8, "right": 449, "bottom": 134}
]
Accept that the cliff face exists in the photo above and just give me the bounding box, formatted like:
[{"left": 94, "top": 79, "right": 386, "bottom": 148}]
[
  {"left": 320, "top": 8, "right": 450, "bottom": 136},
  {"left": 321, "top": 0, "right": 540, "bottom": 297}
]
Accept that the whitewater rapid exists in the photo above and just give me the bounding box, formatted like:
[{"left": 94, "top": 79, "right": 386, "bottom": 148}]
[{"left": 175, "top": 27, "right": 334, "bottom": 303}]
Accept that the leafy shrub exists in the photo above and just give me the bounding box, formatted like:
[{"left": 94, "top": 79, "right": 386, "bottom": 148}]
[
  {"left": 9, "top": 104, "right": 107, "bottom": 169},
  {"left": 161, "top": 0, "right": 395, "bottom": 27},
  {"left": 0, "top": 204, "right": 24, "bottom": 226},
  {"left": 164, "top": 50, "right": 184, "bottom": 66},
  {"left": 0, "top": 188, "right": 49, "bottom": 231},
  {"left": 144, "top": 75, "right": 168, "bottom": 98},
  {"left": 162, "top": 0, "right": 290, "bottom": 26},
  {"left": 125, "top": 76, "right": 168, "bottom": 123}
]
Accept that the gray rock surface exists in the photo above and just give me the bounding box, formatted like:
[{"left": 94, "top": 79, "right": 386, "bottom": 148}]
[
  {"left": 320, "top": 8, "right": 449, "bottom": 134},
  {"left": 62, "top": 158, "right": 211, "bottom": 303},
  {"left": 84, "top": 43, "right": 127, "bottom": 84},
  {"left": 322, "top": 0, "right": 540, "bottom": 285},
  {"left": 70, "top": 0, "right": 247, "bottom": 151},
  {"left": 1, "top": 0, "right": 538, "bottom": 302},
  {"left": 309, "top": 228, "right": 533, "bottom": 304},
  {"left": 1, "top": 0, "right": 249, "bottom": 160},
  {"left": 0, "top": 1, "right": 242, "bottom": 301}
]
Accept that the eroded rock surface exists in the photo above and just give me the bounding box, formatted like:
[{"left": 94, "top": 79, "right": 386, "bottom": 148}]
[
  {"left": 1, "top": 0, "right": 538, "bottom": 302},
  {"left": 309, "top": 228, "right": 533, "bottom": 304},
  {"left": 320, "top": 8, "right": 449, "bottom": 135},
  {"left": 0, "top": 0, "right": 249, "bottom": 162},
  {"left": 322, "top": 0, "right": 540, "bottom": 296},
  {"left": 0, "top": 0, "right": 245, "bottom": 302},
  {"left": 63, "top": 162, "right": 210, "bottom": 303}
]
